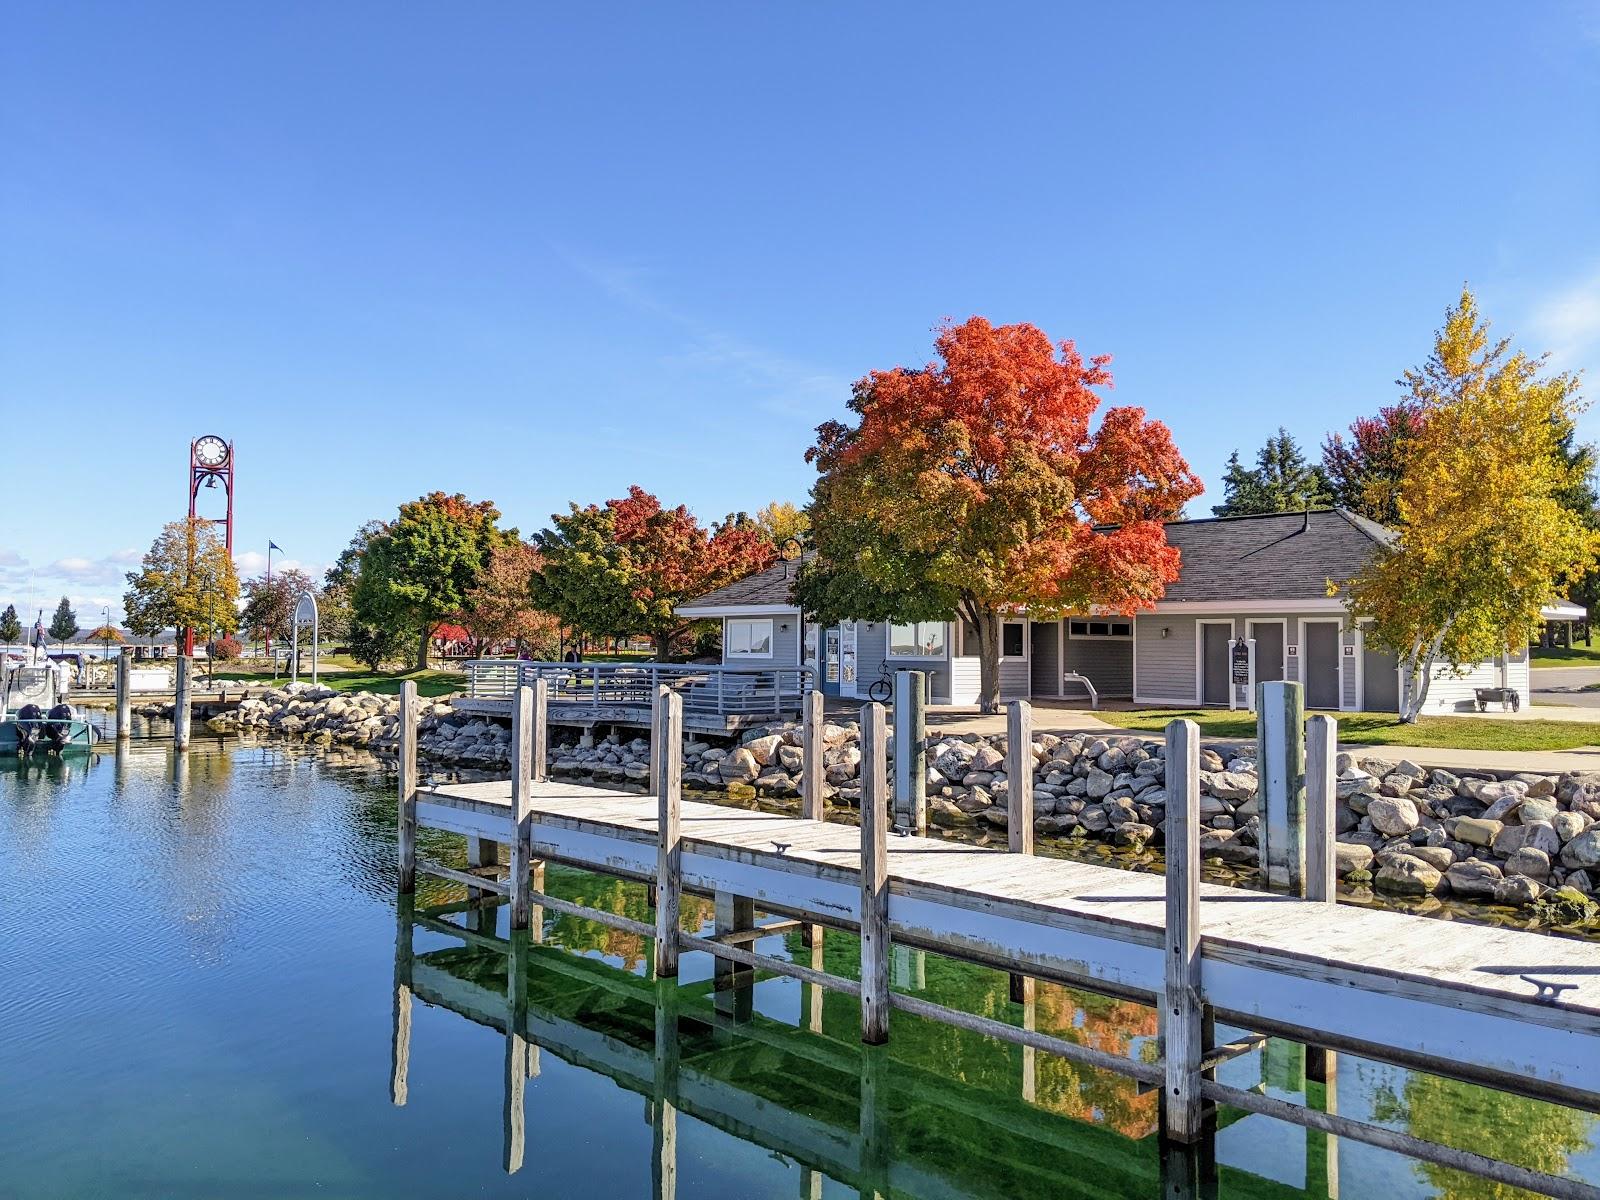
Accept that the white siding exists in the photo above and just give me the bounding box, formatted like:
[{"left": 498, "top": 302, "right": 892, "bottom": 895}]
[{"left": 1412, "top": 651, "right": 1531, "bottom": 714}]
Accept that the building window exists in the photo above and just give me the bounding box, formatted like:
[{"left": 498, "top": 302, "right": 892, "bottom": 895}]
[
  {"left": 1002, "top": 621, "right": 1025, "bottom": 659},
  {"left": 726, "top": 618, "right": 774, "bottom": 658},
  {"left": 1068, "top": 619, "right": 1132, "bottom": 640},
  {"left": 889, "top": 621, "right": 947, "bottom": 657}
]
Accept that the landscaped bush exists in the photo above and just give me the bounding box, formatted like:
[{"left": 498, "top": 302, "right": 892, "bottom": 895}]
[{"left": 212, "top": 636, "right": 243, "bottom": 661}]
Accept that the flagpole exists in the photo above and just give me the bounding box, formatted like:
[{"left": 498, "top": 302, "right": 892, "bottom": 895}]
[{"left": 265, "top": 542, "right": 274, "bottom": 660}]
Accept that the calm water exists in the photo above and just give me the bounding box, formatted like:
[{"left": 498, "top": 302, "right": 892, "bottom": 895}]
[{"left": 1, "top": 734, "right": 1596, "bottom": 1199}]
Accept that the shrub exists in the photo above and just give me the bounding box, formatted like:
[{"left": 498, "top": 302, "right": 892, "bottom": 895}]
[{"left": 212, "top": 636, "right": 243, "bottom": 661}]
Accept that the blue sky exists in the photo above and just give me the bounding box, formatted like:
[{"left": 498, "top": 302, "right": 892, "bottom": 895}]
[{"left": 3, "top": 3, "right": 1599, "bottom": 624}]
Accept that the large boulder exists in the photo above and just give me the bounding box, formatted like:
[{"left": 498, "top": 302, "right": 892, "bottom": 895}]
[
  {"left": 744, "top": 734, "right": 783, "bottom": 767},
  {"left": 1445, "top": 860, "right": 1502, "bottom": 898},
  {"left": 718, "top": 748, "right": 761, "bottom": 783},
  {"left": 1374, "top": 854, "right": 1443, "bottom": 896},
  {"left": 1334, "top": 841, "right": 1375, "bottom": 876},
  {"left": 1560, "top": 827, "right": 1600, "bottom": 870},
  {"left": 1368, "top": 796, "right": 1420, "bottom": 837},
  {"left": 1452, "top": 817, "right": 1503, "bottom": 848}
]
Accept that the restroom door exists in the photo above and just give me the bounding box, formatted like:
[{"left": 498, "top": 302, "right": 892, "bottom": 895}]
[
  {"left": 1303, "top": 621, "right": 1341, "bottom": 710},
  {"left": 1200, "top": 622, "right": 1232, "bottom": 705},
  {"left": 1250, "top": 621, "right": 1285, "bottom": 684}
]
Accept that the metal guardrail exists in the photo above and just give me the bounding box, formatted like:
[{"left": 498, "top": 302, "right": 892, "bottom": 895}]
[{"left": 464, "top": 660, "right": 814, "bottom": 721}]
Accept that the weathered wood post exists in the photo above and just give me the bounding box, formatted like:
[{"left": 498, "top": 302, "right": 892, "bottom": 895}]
[
  {"left": 653, "top": 685, "right": 683, "bottom": 979},
  {"left": 397, "top": 679, "right": 418, "bottom": 894},
  {"left": 892, "top": 669, "right": 927, "bottom": 835},
  {"left": 1305, "top": 712, "right": 1338, "bottom": 1087},
  {"left": 800, "top": 687, "right": 825, "bottom": 947},
  {"left": 1162, "top": 717, "right": 1205, "bottom": 1143},
  {"left": 115, "top": 647, "right": 132, "bottom": 741},
  {"left": 1006, "top": 698, "right": 1036, "bottom": 1004},
  {"left": 503, "top": 928, "right": 531, "bottom": 1175},
  {"left": 529, "top": 676, "right": 549, "bottom": 937},
  {"left": 173, "top": 655, "right": 193, "bottom": 749},
  {"left": 390, "top": 891, "right": 414, "bottom": 1106},
  {"left": 713, "top": 891, "right": 755, "bottom": 1022},
  {"left": 859, "top": 1043, "right": 890, "bottom": 1200},
  {"left": 509, "top": 684, "right": 535, "bottom": 930},
  {"left": 859, "top": 701, "right": 890, "bottom": 1045},
  {"left": 1256, "top": 680, "right": 1307, "bottom": 893}
]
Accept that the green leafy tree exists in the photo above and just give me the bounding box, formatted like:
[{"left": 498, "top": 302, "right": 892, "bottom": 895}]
[
  {"left": 48, "top": 597, "right": 78, "bottom": 649},
  {"left": 0, "top": 604, "right": 22, "bottom": 646},
  {"left": 240, "top": 568, "right": 314, "bottom": 648},
  {"left": 351, "top": 493, "right": 513, "bottom": 669},
  {"left": 1211, "top": 427, "right": 1332, "bottom": 516},
  {"left": 1345, "top": 289, "right": 1600, "bottom": 720},
  {"left": 123, "top": 519, "right": 240, "bottom": 645},
  {"left": 755, "top": 500, "right": 810, "bottom": 546}
]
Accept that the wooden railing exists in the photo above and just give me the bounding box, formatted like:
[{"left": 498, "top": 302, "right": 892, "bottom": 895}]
[{"left": 464, "top": 660, "right": 814, "bottom": 722}]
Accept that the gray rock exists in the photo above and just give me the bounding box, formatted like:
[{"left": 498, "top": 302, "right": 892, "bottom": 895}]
[
  {"left": 1335, "top": 841, "right": 1375, "bottom": 875},
  {"left": 1559, "top": 827, "right": 1600, "bottom": 870},
  {"left": 1085, "top": 769, "right": 1114, "bottom": 799},
  {"left": 1504, "top": 847, "right": 1552, "bottom": 882},
  {"left": 1493, "top": 875, "right": 1544, "bottom": 907},
  {"left": 718, "top": 748, "right": 760, "bottom": 783},
  {"left": 1518, "top": 796, "right": 1559, "bottom": 826},
  {"left": 1453, "top": 817, "right": 1503, "bottom": 848},
  {"left": 1208, "top": 771, "right": 1257, "bottom": 802}
]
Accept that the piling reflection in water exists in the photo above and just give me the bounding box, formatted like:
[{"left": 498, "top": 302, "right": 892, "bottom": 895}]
[{"left": 388, "top": 869, "right": 1341, "bottom": 1200}]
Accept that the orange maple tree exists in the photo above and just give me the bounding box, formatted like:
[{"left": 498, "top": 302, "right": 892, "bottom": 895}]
[{"left": 799, "top": 316, "right": 1200, "bottom": 711}]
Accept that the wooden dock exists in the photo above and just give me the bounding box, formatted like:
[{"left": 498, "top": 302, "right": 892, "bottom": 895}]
[{"left": 396, "top": 680, "right": 1600, "bottom": 1199}]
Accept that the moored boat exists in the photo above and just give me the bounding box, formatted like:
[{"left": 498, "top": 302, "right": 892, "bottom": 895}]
[{"left": 1, "top": 653, "right": 98, "bottom": 755}]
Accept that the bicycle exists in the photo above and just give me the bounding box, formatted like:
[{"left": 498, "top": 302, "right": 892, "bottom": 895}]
[{"left": 865, "top": 665, "right": 894, "bottom": 703}]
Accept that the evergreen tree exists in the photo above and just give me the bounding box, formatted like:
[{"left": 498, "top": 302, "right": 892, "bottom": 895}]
[
  {"left": 1211, "top": 428, "right": 1332, "bottom": 516},
  {"left": 48, "top": 596, "right": 78, "bottom": 647},
  {"left": 0, "top": 604, "right": 20, "bottom": 646}
]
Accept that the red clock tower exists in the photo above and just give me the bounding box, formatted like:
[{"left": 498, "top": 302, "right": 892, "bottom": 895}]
[{"left": 184, "top": 434, "right": 235, "bottom": 655}]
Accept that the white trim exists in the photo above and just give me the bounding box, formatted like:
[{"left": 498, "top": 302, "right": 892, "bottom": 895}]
[
  {"left": 839, "top": 620, "right": 858, "bottom": 697},
  {"left": 678, "top": 604, "right": 801, "bottom": 619},
  {"left": 1130, "top": 616, "right": 1139, "bottom": 701},
  {"left": 1353, "top": 621, "right": 1365, "bottom": 713},
  {"left": 1057, "top": 619, "right": 1066, "bottom": 699},
  {"left": 886, "top": 620, "right": 949, "bottom": 659},
  {"left": 1065, "top": 617, "right": 1134, "bottom": 640},
  {"left": 1541, "top": 601, "right": 1586, "bottom": 621},
  {"left": 1001, "top": 618, "right": 1028, "bottom": 660},
  {"left": 1195, "top": 619, "right": 1235, "bottom": 705},
  {"left": 1297, "top": 617, "right": 1345, "bottom": 712},
  {"left": 724, "top": 617, "right": 775, "bottom": 659},
  {"left": 1153, "top": 598, "right": 1347, "bottom": 615},
  {"left": 1133, "top": 694, "right": 1197, "bottom": 706}
]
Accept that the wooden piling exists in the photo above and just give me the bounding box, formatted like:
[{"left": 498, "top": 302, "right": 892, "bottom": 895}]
[
  {"left": 713, "top": 890, "right": 756, "bottom": 1022},
  {"left": 1006, "top": 698, "right": 1036, "bottom": 1003},
  {"left": 652, "top": 979, "right": 680, "bottom": 1200},
  {"left": 115, "top": 647, "right": 132, "bottom": 740},
  {"left": 530, "top": 676, "right": 549, "bottom": 783},
  {"left": 1256, "top": 680, "right": 1307, "bottom": 892},
  {"left": 893, "top": 670, "right": 927, "bottom": 835},
  {"left": 859, "top": 701, "right": 890, "bottom": 1045},
  {"left": 397, "top": 679, "right": 418, "bottom": 894},
  {"left": 173, "top": 655, "right": 192, "bottom": 749},
  {"left": 509, "top": 685, "right": 535, "bottom": 930},
  {"left": 1304, "top": 712, "right": 1339, "bottom": 1088},
  {"left": 800, "top": 687, "right": 825, "bottom": 947},
  {"left": 1162, "top": 717, "right": 1205, "bottom": 1144},
  {"left": 653, "top": 686, "right": 683, "bottom": 979}
]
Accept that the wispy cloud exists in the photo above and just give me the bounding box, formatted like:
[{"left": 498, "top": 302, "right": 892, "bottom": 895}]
[
  {"left": 1531, "top": 264, "right": 1600, "bottom": 372},
  {"left": 554, "top": 243, "right": 851, "bottom": 421},
  {"left": 235, "top": 551, "right": 321, "bottom": 579}
]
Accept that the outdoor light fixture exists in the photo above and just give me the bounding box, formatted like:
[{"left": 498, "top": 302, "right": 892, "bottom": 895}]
[
  {"left": 1161, "top": 627, "right": 1170, "bottom": 638},
  {"left": 779, "top": 622, "right": 790, "bottom": 632}
]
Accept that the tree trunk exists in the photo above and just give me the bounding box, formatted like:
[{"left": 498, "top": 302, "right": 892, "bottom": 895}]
[
  {"left": 973, "top": 608, "right": 1002, "bottom": 715},
  {"left": 654, "top": 632, "right": 671, "bottom": 662},
  {"left": 1400, "top": 625, "right": 1450, "bottom": 723},
  {"left": 415, "top": 625, "right": 431, "bottom": 672}
]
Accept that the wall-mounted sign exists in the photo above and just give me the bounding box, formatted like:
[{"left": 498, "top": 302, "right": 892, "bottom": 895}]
[
  {"left": 1342, "top": 644, "right": 1356, "bottom": 657},
  {"left": 1287, "top": 645, "right": 1299, "bottom": 657}
]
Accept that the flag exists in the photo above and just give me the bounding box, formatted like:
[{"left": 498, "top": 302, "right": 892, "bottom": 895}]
[{"left": 268, "top": 541, "right": 282, "bottom": 552}]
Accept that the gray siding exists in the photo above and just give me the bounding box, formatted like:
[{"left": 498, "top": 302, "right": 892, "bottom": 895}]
[
  {"left": 1030, "top": 622, "right": 1059, "bottom": 695},
  {"left": 1000, "top": 659, "right": 1030, "bottom": 700},
  {"left": 1064, "top": 633, "right": 1134, "bottom": 698},
  {"left": 1135, "top": 615, "right": 1200, "bottom": 701},
  {"left": 856, "top": 621, "right": 890, "bottom": 693}
]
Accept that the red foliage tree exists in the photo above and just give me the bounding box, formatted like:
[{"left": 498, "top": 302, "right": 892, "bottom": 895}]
[
  {"left": 800, "top": 316, "right": 1201, "bottom": 711},
  {"left": 1321, "top": 402, "right": 1425, "bottom": 526}
]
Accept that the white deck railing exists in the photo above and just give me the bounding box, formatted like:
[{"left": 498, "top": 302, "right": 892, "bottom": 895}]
[{"left": 464, "top": 660, "right": 814, "bottom": 723}]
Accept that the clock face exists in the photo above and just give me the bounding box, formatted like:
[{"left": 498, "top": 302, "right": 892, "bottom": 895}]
[{"left": 194, "top": 435, "right": 229, "bottom": 468}]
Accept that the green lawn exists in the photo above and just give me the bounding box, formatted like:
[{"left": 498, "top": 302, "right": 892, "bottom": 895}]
[
  {"left": 1110, "top": 708, "right": 1600, "bottom": 752},
  {"left": 1529, "top": 643, "right": 1600, "bottom": 668},
  {"left": 210, "top": 665, "right": 466, "bottom": 697}
]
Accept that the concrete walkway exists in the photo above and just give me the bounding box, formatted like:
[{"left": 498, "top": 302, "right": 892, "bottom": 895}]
[{"left": 826, "top": 698, "right": 1600, "bottom": 777}]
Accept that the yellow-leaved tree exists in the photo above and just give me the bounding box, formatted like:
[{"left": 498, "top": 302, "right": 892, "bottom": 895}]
[
  {"left": 123, "top": 518, "right": 241, "bottom": 646},
  {"left": 1346, "top": 289, "right": 1600, "bottom": 722}
]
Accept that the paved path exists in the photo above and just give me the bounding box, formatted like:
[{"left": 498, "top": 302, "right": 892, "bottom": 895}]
[{"left": 1532, "top": 666, "right": 1600, "bottom": 709}]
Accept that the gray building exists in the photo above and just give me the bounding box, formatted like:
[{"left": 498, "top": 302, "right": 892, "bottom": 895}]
[{"left": 677, "top": 510, "right": 1543, "bottom": 714}]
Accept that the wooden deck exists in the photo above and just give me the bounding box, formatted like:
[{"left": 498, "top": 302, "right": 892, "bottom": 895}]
[{"left": 417, "top": 776, "right": 1600, "bottom": 1111}]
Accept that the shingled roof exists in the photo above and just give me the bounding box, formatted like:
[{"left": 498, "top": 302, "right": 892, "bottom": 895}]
[
  {"left": 677, "top": 554, "right": 807, "bottom": 611},
  {"left": 678, "top": 511, "right": 1391, "bottom": 611},
  {"left": 1156, "top": 509, "right": 1390, "bottom": 602}
]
